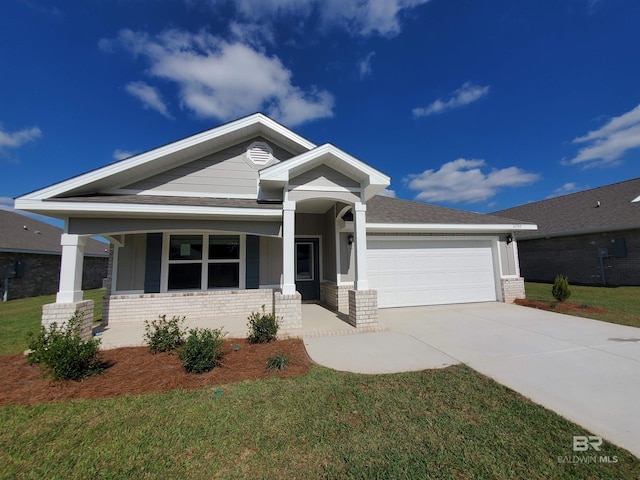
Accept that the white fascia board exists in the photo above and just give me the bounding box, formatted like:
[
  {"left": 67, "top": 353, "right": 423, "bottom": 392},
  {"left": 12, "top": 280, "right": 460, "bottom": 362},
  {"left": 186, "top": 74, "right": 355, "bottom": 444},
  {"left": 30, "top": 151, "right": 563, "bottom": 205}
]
[
  {"left": 260, "top": 143, "right": 391, "bottom": 187},
  {"left": 366, "top": 223, "right": 538, "bottom": 233},
  {"left": 14, "top": 199, "right": 283, "bottom": 218},
  {"left": 19, "top": 114, "right": 316, "bottom": 201}
]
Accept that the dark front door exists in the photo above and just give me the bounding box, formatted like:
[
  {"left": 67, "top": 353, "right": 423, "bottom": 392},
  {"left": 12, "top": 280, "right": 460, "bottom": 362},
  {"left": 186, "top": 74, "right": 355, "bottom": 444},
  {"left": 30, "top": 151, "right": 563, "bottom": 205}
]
[{"left": 295, "top": 238, "right": 320, "bottom": 301}]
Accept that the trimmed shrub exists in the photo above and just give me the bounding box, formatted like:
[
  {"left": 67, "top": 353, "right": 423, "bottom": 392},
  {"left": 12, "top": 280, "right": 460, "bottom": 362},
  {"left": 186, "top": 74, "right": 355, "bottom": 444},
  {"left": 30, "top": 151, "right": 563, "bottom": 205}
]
[
  {"left": 266, "top": 352, "right": 289, "bottom": 371},
  {"left": 552, "top": 275, "right": 572, "bottom": 302},
  {"left": 247, "top": 305, "right": 280, "bottom": 344},
  {"left": 144, "top": 315, "right": 186, "bottom": 353},
  {"left": 179, "top": 327, "right": 226, "bottom": 374},
  {"left": 27, "top": 313, "right": 104, "bottom": 381}
]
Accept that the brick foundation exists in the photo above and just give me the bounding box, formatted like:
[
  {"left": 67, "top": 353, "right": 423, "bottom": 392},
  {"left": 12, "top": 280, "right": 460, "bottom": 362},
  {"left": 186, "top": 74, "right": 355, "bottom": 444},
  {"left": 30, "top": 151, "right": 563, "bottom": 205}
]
[
  {"left": 274, "top": 291, "right": 302, "bottom": 338},
  {"left": 500, "top": 277, "right": 526, "bottom": 303},
  {"left": 42, "top": 300, "right": 94, "bottom": 340},
  {"left": 320, "top": 282, "right": 352, "bottom": 314},
  {"left": 103, "top": 289, "right": 274, "bottom": 327},
  {"left": 347, "top": 289, "right": 378, "bottom": 329}
]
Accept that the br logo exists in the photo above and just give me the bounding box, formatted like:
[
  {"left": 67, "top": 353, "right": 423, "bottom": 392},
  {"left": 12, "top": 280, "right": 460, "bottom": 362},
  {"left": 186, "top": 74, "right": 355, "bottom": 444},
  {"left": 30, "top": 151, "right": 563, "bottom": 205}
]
[{"left": 573, "top": 436, "right": 602, "bottom": 452}]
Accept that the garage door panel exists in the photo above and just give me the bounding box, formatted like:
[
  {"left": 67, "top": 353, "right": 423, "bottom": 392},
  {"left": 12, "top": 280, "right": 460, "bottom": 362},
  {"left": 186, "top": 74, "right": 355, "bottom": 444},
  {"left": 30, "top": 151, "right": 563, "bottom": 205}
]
[{"left": 368, "top": 239, "right": 497, "bottom": 308}]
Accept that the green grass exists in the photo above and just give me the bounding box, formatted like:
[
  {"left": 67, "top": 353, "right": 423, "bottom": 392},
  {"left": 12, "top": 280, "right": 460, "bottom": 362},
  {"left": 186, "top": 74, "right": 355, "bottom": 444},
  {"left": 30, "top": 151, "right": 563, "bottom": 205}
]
[
  {"left": 525, "top": 282, "right": 640, "bottom": 328},
  {"left": 1, "top": 366, "right": 638, "bottom": 479},
  {"left": 0, "top": 289, "right": 105, "bottom": 355}
]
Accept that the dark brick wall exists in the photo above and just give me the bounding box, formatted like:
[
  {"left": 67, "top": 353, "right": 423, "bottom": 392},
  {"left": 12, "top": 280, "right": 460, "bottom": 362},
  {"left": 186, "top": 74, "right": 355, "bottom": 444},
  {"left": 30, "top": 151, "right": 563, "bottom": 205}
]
[
  {"left": 517, "top": 228, "right": 640, "bottom": 286},
  {"left": 0, "top": 252, "right": 107, "bottom": 301}
]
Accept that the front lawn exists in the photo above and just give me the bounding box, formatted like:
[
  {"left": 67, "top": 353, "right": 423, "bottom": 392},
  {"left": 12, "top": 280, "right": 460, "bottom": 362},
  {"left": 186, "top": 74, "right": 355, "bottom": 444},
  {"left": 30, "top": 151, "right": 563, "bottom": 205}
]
[
  {"left": 0, "top": 289, "right": 105, "bottom": 355},
  {"left": 524, "top": 282, "right": 640, "bottom": 328},
  {"left": 1, "top": 365, "right": 638, "bottom": 479}
]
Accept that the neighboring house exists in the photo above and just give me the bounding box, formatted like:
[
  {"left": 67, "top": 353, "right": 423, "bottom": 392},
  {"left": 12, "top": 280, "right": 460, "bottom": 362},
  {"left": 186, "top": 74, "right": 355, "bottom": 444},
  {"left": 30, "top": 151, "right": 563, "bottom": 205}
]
[
  {"left": 493, "top": 178, "right": 640, "bottom": 286},
  {"left": 15, "top": 113, "right": 535, "bottom": 336},
  {"left": 0, "top": 209, "right": 108, "bottom": 301}
]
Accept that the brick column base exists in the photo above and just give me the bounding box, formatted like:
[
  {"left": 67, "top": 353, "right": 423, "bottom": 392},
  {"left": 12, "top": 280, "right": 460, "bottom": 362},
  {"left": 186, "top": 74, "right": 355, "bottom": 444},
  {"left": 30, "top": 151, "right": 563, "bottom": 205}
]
[
  {"left": 500, "top": 277, "right": 526, "bottom": 303},
  {"left": 348, "top": 289, "right": 378, "bottom": 329},
  {"left": 42, "top": 300, "right": 94, "bottom": 340},
  {"left": 274, "top": 291, "right": 302, "bottom": 338}
]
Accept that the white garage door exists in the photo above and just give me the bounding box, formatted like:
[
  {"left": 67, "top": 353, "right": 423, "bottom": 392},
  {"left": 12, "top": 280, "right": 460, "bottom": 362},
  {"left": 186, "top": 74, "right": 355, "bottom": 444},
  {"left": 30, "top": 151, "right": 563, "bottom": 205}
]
[{"left": 368, "top": 238, "right": 498, "bottom": 308}]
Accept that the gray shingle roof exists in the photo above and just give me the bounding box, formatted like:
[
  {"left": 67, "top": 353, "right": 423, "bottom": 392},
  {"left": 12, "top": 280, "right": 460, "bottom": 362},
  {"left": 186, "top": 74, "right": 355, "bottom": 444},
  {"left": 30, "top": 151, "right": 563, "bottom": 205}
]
[
  {"left": 491, "top": 177, "right": 640, "bottom": 238},
  {"left": 0, "top": 209, "right": 108, "bottom": 256},
  {"left": 367, "top": 195, "right": 530, "bottom": 225}
]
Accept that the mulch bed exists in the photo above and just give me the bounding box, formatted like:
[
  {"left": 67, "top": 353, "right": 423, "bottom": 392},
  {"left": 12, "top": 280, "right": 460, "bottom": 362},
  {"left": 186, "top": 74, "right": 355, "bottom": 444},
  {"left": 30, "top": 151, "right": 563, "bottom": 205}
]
[
  {"left": 515, "top": 298, "right": 608, "bottom": 315},
  {"left": 0, "top": 339, "right": 311, "bottom": 406}
]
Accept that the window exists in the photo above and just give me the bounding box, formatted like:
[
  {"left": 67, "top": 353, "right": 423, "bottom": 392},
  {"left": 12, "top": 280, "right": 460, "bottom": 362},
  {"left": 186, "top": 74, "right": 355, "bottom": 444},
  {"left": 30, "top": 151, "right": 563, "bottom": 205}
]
[{"left": 167, "top": 234, "right": 241, "bottom": 290}]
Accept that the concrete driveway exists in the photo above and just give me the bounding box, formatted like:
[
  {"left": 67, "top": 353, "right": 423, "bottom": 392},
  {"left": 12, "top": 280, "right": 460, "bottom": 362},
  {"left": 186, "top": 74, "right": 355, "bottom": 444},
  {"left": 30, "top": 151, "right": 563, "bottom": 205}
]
[{"left": 305, "top": 302, "right": 640, "bottom": 458}]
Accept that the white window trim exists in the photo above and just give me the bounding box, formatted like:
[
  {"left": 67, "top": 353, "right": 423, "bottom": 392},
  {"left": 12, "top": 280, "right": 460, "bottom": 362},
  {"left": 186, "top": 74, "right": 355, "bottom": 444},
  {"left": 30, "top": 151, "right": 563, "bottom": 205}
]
[{"left": 160, "top": 232, "right": 246, "bottom": 292}]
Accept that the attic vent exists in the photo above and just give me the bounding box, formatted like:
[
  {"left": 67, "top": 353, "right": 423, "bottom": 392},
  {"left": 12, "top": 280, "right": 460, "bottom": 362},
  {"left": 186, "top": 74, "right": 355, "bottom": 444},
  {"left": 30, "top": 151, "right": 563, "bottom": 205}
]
[{"left": 246, "top": 141, "right": 273, "bottom": 166}]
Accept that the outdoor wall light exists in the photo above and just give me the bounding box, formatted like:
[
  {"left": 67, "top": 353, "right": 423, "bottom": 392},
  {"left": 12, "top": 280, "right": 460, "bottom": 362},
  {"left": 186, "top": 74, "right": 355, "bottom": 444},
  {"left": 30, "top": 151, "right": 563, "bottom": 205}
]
[
  {"left": 506, "top": 234, "right": 514, "bottom": 245},
  {"left": 347, "top": 234, "right": 354, "bottom": 245}
]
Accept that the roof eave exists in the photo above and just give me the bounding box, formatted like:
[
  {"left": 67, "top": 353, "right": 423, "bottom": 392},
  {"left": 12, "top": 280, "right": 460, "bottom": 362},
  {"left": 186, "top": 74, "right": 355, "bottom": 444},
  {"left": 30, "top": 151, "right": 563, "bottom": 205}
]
[
  {"left": 14, "top": 199, "right": 283, "bottom": 219},
  {"left": 517, "top": 224, "right": 640, "bottom": 240},
  {"left": 366, "top": 223, "right": 538, "bottom": 233}
]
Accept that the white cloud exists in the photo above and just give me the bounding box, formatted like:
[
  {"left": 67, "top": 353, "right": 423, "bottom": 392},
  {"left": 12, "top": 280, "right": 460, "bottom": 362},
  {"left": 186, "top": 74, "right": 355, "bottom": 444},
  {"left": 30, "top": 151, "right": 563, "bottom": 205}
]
[
  {"left": 404, "top": 158, "right": 540, "bottom": 203},
  {"left": 203, "top": 0, "right": 429, "bottom": 37},
  {"left": 413, "top": 82, "right": 490, "bottom": 117},
  {"left": 103, "top": 29, "right": 334, "bottom": 126},
  {"left": 125, "top": 81, "right": 172, "bottom": 118},
  {"left": 113, "top": 149, "right": 136, "bottom": 161},
  {"left": 376, "top": 188, "right": 396, "bottom": 198},
  {"left": 568, "top": 104, "right": 640, "bottom": 167},
  {"left": 0, "top": 125, "right": 42, "bottom": 150},
  {"left": 358, "top": 52, "right": 375, "bottom": 79}
]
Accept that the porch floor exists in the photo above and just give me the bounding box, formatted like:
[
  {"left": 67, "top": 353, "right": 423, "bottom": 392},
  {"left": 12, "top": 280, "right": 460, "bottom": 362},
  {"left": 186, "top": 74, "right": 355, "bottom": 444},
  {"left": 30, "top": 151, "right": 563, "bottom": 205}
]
[{"left": 95, "top": 303, "right": 371, "bottom": 349}]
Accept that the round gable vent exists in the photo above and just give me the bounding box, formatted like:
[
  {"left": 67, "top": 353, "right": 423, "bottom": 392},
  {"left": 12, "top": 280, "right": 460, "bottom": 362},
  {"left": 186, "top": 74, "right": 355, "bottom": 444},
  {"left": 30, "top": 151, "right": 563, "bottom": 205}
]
[{"left": 246, "top": 141, "right": 273, "bottom": 166}]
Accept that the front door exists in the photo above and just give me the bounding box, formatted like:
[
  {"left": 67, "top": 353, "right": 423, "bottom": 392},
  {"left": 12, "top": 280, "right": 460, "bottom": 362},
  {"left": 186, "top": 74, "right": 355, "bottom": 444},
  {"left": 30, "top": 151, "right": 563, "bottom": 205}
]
[{"left": 295, "top": 238, "right": 320, "bottom": 301}]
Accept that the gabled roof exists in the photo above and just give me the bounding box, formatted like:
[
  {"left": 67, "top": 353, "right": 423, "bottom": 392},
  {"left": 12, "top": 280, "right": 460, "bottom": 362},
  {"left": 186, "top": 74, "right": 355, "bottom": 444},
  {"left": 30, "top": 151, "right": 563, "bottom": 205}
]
[
  {"left": 260, "top": 143, "right": 390, "bottom": 200},
  {"left": 16, "top": 113, "right": 316, "bottom": 202},
  {"left": 367, "top": 195, "right": 536, "bottom": 232},
  {"left": 0, "top": 209, "right": 108, "bottom": 256},
  {"left": 492, "top": 177, "right": 640, "bottom": 239}
]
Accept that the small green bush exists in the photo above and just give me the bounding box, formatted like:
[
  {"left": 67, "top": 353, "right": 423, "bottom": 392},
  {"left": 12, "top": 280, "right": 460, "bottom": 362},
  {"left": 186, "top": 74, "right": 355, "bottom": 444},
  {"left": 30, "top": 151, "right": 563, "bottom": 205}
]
[
  {"left": 247, "top": 305, "right": 280, "bottom": 344},
  {"left": 551, "top": 275, "right": 571, "bottom": 302},
  {"left": 266, "top": 352, "right": 289, "bottom": 371},
  {"left": 144, "top": 315, "right": 186, "bottom": 353},
  {"left": 27, "top": 313, "right": 104, "bottom": 381},
  {"left": 179, "top": 327, "right": 226, "bottom": 374}
]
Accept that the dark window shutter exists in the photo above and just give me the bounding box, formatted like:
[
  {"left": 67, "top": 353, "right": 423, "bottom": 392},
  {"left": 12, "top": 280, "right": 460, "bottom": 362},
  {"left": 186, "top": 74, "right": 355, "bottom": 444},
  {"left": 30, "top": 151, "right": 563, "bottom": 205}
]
[
  {"left": 245, "top": 235, "right": 260, "bottom": 289},
  {"left": 144, "top": 233, "right": 163, "bottom": 293}
]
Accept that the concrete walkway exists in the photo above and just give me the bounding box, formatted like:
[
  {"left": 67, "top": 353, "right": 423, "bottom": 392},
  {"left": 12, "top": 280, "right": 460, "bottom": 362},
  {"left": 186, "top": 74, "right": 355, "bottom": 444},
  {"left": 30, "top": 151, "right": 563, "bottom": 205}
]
[{"left": 304, "top": 302, "right": 640, "bottom": 458}]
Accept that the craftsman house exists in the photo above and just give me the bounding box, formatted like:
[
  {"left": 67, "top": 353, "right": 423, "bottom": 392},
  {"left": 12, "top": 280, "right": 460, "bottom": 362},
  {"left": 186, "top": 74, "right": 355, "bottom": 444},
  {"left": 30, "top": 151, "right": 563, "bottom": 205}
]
[{"left": 15, "top": 113, "right": 535, "bottom": 336}]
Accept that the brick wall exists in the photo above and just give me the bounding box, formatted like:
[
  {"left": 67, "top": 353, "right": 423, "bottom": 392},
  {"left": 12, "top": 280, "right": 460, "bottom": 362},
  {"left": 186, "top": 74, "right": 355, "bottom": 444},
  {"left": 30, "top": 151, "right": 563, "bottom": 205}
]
[
  {"left": 500, "top": 277, "right": 525, "bottom": 303},
  {"left": 42, "top": 300, "right": 94, "bottom": 340},
  {"left": 104, "top": 289, "right": 274, "bottom": 327},
  {"left": 274, "top": 291, "right": 302, "bottom": 338},
  {"left": 518, "top": 228, "right": 640, "bottom": 285},
  {"left": 347, "top": 289, "right": 379, "bottom": 329},
  {"left": 0, "top": 252, "right": 107, "bottom": 301},
  {"left": 320, "top": 281, "right": 352, "bottom": 314}
]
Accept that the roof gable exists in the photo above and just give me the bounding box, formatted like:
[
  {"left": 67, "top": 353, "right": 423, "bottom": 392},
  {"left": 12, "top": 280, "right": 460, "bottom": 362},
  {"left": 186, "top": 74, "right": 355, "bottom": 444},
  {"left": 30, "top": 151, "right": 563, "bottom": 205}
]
[
  {"left": 492, "top": 177, "right": 640, "bottom": 238},
  {"left": 260, "top": 143, "right": 390, "bottom": 200},
  {"left": 17, "top": 113, "right": 316, "bottom": 201}
]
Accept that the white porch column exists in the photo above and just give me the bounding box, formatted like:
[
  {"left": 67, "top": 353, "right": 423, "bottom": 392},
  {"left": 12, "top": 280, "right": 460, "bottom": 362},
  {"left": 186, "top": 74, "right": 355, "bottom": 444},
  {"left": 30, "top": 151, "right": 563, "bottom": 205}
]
[
  {"left": 56, "top": 234, "right": 86, "bottom": 303},
  {"left": 281, "top": 200, "right": 297, "bottom": 295},
  {"left": 353, "top": 201, "right": 369, "bottom": 290}
]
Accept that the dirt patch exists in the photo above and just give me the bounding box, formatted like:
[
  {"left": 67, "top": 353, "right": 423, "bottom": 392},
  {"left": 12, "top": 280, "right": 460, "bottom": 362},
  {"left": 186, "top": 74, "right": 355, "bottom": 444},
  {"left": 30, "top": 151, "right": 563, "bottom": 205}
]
[
  {"left": 0, "top": 339, "right": 311, "bottom": 406},
  {"left": 515, "top": 298, "right": 608, "bottom": 315}
]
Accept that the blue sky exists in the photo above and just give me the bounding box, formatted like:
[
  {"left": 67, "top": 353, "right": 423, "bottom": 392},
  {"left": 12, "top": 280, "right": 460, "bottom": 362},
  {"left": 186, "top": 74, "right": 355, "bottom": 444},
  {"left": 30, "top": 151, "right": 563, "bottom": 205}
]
[{"left": 2, "top": 0, "right": 640, "bottom": 221}]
